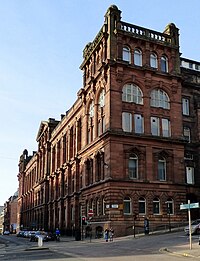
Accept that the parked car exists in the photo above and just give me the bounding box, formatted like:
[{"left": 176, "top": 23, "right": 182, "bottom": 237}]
[
  {"left": 16, "top": 231, "right": 25, "bottom": 237},
  {"left": 184, "top": 219, "right": 200, "bottom": 235},
  {"left": 3, "top": 230, "right": 10, "bottom": 235}
]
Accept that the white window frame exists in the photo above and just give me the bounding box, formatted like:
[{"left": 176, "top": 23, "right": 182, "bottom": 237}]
[
  {"left": 139, "top": 197, "right": 146, "bottom": 215},
  {"left": 151, "top": 89, "right": 170, "bottom": 109},
  {"left": 122, "top": 84, "right": 143, "bottom": 104},
  {"left": 134, "top": 49, "right": 142, "bottom": 66},
  {"left": 162, "top": 118, "right": 171, "bottom": 137},
  {"left": 182, "top": 98, "right": 190, "bottom": 115},
  {"left": 150, "top": 53, "right": 158, "bottom": 68},
  {"left": 134, "top": 114, "right": 144, "bottom": 134},
  {"left": 161, "top": 56, "right": 168, "bottom": 72},
  {"left": 122, "top": 112, "right": 132, "bottom": 132},
  {"left": 158, "top": 157, "right": 166, "bottom": 181},
  {"left": 151, "top": 117, "right": 160, "bottom": 136},
  {"left": 123, "top": 197, "right": 132, "bottom": 215},
  {"left": 153, "top": 197, "right": 160, "bottom": 215},
  {"left": 123, "top": 46, "right": 131, "bottom": 63},
  {"left": 128, "top": 155, "right": 138, "bottom": 179},
  {"left": 186, "top": 167, "right": 194, "bottom": 184}
]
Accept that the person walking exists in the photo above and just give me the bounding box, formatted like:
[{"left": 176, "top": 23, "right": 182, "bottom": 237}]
[
  {"left": 104, "top": 228, "right": 109, "bottom": 242},
  {"left": 109, "top": 227, "right": 114, "bottom": 241},
  {"left": 55, "top": 228, "right": 60, "bottom": 241}
]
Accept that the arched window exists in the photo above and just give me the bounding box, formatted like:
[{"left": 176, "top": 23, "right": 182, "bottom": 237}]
[
  {"left": 128, "top": 154, "right": 138, "bottom": 179},
  {"left": 122, "top": 84, "right": 143, "bottom": 104},
  {"left": 161, "top": 55, "right": 168, "bottom": 72},
  {"left": 134, "top": 48, "right": 142, "bottom": 66},
  {"left": 158, "top": 157, "right": 166, "bottom": 181},
  {"left": 150, "top": 53, "right": 158, "bottom": 68},
  {"left": 151, "top": 89, "right": 170, "bottom": 109},
  {"left": 88, "top": 101, "right": 94, "bottom": 143},
  {"left": 98, "top": 89, "right": 105, "bottom": 108},
  {"left": 153, "top": 197, "right": 160, "bottom": 214},
  {"left": 139, "top": 197, "right": 146, "bottom": 215},
  {"left": 98, "top": 90, "right": 105, "bottom": 136},
  {"left": 123, "top": 46, "right": 131, "bottom": 63},
  {"left": 166, "top": 198, "right": 174, "bottom": 215},
  {"left": 123, "top": 196, "right": 131, "bottom": 215},
  {"left": 89, "top": 101, "right": 94, "bottom": 118}
]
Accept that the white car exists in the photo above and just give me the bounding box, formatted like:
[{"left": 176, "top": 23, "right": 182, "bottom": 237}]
[{"left": 184, "top": 219, "right": 200, "bottom": 235}]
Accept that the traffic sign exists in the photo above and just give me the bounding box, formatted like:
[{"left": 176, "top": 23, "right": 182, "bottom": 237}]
[
  {"left": 180, "top": 202, "right": 199, "bottom": 210},
  {"left": 88, "top": 209, "right": 93, "bottom": 217}
]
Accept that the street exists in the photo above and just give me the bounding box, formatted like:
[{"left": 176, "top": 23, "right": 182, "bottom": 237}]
[{"left": 0, "top": 231, "right": 199, "bottom": 260}]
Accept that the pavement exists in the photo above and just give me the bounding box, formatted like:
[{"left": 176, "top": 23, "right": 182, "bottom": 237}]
[
  {"left": 57, "top": 232, "right": 200, "bottom": 259},
  {"left": 162, "top": 240, "right": 200, "bottom": 259}
]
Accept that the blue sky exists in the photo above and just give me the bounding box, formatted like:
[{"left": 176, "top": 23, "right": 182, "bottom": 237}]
[{"left": 0, "top": 0, "right": 200, "bottom": 205}]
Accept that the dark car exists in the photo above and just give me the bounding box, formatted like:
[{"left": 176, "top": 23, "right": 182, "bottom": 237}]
[{"left": 16, "top": 231, "right": 25, "bottom": 237}]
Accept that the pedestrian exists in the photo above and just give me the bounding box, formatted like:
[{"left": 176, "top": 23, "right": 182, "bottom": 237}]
[
  {"left": 55, "top": 228, "right": 60, "bottom": 241},
  {"left": 109, "top": 227, "right": 114, "bottom": 241},
  {"left": 104, "top": 228, "right": 109, "bottom": 242}
]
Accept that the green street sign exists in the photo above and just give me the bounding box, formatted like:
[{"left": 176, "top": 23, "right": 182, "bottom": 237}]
[{"left": 180, "top": 202, "right": 199, "bottom": 210}]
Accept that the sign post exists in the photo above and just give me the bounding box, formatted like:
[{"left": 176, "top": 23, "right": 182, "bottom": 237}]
[
  {"left": 88, "top": 209, "right": 93, "bottom": 243},
  {"left": 180, "top": 200, "right": 199, "bottom": 250}
]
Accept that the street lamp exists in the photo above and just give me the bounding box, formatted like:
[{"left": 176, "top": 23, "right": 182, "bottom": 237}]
[{"left": 165, "top": 201, "right": 171, "bottom": 232}]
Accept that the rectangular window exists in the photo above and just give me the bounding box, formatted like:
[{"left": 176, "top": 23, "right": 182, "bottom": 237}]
[
  {"left": 123, "top": 201, "right": 131, "bottom": 215},
  {"left": 128, "top": 157, "right": 137, "bottom": 179},
  {"left": 182, "top": 98, "right": 189, "bottom": 115},
  {"left": 162, "top": 118, "right": 171, "bottom": 137},
  {"left": 139, "top": 201, "right": 146, "bottom": 215},
  {"left": 153, "top": 201, "right": 160, "bottom": 214},
  {"left": 134, "top": 114, "right": 144, "bottom": 134},
  {"left": 122, "top": 112, "right": 132, "bottom": 132},
  {"left": 186, "top": 167, "right": 194, "bottom": 184},
  {"left": 151, "top": 117, "right": 160, "bottom": 136},
  {"left": 158, "top": 160, "right": 166, "bottom": 181}
]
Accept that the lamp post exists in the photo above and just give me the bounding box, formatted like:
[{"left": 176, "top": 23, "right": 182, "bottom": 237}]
[{"left": 165, "top": 201, "right": 171, "bottom": 232}]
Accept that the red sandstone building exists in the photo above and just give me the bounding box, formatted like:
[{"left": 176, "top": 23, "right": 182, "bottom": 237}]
[{"left": 18, "top": 5, "right": 200, "bottom": 237}]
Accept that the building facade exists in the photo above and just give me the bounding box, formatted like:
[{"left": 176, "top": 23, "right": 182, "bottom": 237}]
[{"left": 18, "top": 5, "right": 200, "bottom": 237}]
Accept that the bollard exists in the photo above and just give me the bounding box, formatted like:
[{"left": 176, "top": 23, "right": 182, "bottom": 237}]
[{"left": 38, "top": 236, "right": 43, "bottom": 247}]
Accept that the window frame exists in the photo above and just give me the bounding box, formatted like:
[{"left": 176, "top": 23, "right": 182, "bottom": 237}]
[
  {"left": 134, "top": 48, "right": 142, "bottom": 66},
  {"left": 183, "top": 126, "right": 191, "bottom": 142},
  {"left": 123, "top": 46, "right": 131, "bottom": 63},
  {"left": 122, "top": 84, "right": 143, "bottom": 104},
  {"left": 153, "top": 197, "right": 160, "bottom": 215},
  {"left": 161, "top": 55, "right": 168, "bottom": 72},
  {"left": 151, "top": 116, "right": 160, "bottom": 136},
  {"left": 150, "top": 53, "right": 158, "bottom": 68},
  {"left": 128, "top": 154, "right": 138, "bottom": 179},
  {"left": 122, "top": 112, "right": 132, "bottom": 132},
  {"left": 134, "top": 114, "right": 144, "bottom": 134},
  {"left": 158, "top": 157, "right": 166, "bottom": 181},
  {"left": 151, "top": 89, "right": 170, "bottom": 109},
  {"left": 123, "top": 196, "right": 132, "bottom": 215},
  {"left": 186, "top": 166, "right": 194, "bottom": 184},
  {"left": 162, "top": 118, "right": 171, "bottom": 137},
  {"left": 182, "top": 98, "right": 190, "bottom": 116},
  {"left": 138, "top": 197, "right": 146, "bottom": 215}
]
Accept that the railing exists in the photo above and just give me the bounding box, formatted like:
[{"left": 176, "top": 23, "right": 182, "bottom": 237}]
[{"left": 120, "top": 21, "right": 172, "bottom": 44}]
